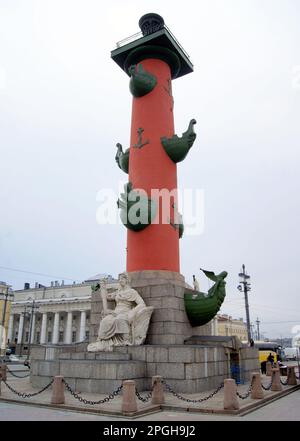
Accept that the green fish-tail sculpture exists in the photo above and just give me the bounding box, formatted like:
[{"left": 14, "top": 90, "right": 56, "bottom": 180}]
[
  {"left": 129, "top": 63, "right": 157, "bottom": 98},
  {"left": 184, "top": 269, "right": 227, "bottom": 327},
  {"left": 117, "top": 182, "right": 157, "bottom": 232},
  {"left": 161, "top": 119, "right": 197, "bottom": 163},
  {"left": 115, "top": 143, "right": 130, "bottom": 174}
]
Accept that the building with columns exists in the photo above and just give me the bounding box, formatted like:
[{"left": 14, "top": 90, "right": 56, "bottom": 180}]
[
  {"left": 217, "top": 314, "right": 248, "bottom": 341},
  {"left": 7, "top": 274, "right": 118, "bottom": 352}
]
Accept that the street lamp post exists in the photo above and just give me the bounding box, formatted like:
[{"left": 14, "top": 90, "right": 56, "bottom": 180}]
[
  {"left": 0, "top": 286, "right": 13, "bottom": 361},
  {"left": 256, "top": 317, "right": 261, "bottom": 341},
  {"left": 26, "top": 300, "right": 39, "bottom": 364},
  {"left": 238, "top": 264, "right": 252, "bottom": 344},
  {"left": 19, "top": 305, "right": 29, "bottom": 357}
]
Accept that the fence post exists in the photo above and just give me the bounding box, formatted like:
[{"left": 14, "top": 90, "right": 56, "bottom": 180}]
[
  {"left": 0, "top": 363, "right": 7, "bottom": 382},
  {"left": 266, "top": 362, "right": 272, "bottom": 377},
  {"left": 250, "top": 372, "right": 264, "bottom": 399},
  {"left": 223, "top": 379, "right": 239, "bottom": 410},
  {"left": 122, "top": 380, "right": 137, "bottom": 414},
  {"left": 287, "top": 366, "right": 297, "bottom": 386},
  {"left": 271, "top": 368, "right": 282, "bottom": 392},
  {"left": 151, "top": 376, "right": 164, "bottom": 405},
  {"left": 51, "top": 376, "right": 65, "bottom": 405}
]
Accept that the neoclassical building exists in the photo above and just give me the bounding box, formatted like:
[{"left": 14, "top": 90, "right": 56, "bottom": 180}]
[
  {"left": 217, "top": 314, "right": 248, "bottom": 341},
  {"left": 7, "top": 274, "right": 118, "bottom": 351}
]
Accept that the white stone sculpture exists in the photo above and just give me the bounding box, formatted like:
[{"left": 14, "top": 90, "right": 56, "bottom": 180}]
[{"left": 87, "top": 272, "right": 154, "bottom": 352}]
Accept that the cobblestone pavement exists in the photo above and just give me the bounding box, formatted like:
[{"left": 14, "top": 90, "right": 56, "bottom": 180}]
[{"left": 0, "top": 371, "right": 299, "bottom": 420}]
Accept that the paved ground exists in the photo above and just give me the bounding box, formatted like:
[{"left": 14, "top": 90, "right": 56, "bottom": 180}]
[
  {"left": 0, "top": 368, "right": 299, "bottom": 421},
  {"left": 0, "top": 390, "right": 300, "bottom": 421}
]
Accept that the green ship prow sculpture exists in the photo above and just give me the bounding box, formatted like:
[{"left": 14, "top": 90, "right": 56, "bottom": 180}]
[
  {"left": 115, "top": 143, "right": 130, "bottom": 174},
  {"left": 161, "top": 119, "right": 197, "bottom": 163},
  {"left": 184, "top": 269, "right": 227, "bottom": 327}
]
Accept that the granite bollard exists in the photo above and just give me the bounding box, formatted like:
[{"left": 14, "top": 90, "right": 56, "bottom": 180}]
[
  {"left": 51, "top": 376, "right": 65, "bottom": 405},
  {"left": 223, "top": 379, "right": 239, "bottom": 410},
  {"left": 151, "top": 375, "right": 164, "bottom": 405},
  {"left": 271, "top": 368, "right": 282, "bottom": 392},
  {"left": 287, "top": 366, "right": 297, "bottom": 386},
  {"left": 122, "top": 380, "right": 137, "bottom": 414},
  {"left": 250, "top": 372, "right": 264, "bottom": 399},
  {"left": 266, "top": 361, "right": 272, "bottom": 377},
  {"left": 0, "top": 364, "right": 7, "bottom": 382}
]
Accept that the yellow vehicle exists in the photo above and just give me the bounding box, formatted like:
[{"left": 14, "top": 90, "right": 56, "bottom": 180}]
[
  {"left": 255, "top": 341, "right": 283, "bottom": 371},
  {"left": 259, "top": 349, "right": 278, "bottom": 364}
]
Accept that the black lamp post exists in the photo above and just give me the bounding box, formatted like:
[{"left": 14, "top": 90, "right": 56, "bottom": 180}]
[
  {"left": 0, "top": 285, "right": 13, "bottom": 362},
  {"left": 237, "top": 264, "right": 252, "bottom": 344}
]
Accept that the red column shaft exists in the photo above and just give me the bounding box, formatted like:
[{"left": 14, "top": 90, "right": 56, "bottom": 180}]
[{"left": 127, "top": 58, "right": 180, "bottom": 273}]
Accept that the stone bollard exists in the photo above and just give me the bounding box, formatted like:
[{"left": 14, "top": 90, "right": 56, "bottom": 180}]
[
  {"left": 250, "top": 372, "right": 264, "bottom": 399},
  {"left": 0, "top": 364, "right": 7, "bottom": 382},
  {"left": 122, "top": 380, "right": 137, "bottom": 414},
  {"left": 51, "top": 376, "right": 65, "bottom": 405},
  {"left": 271, "top": 368, "right": 282, "bottom": 392},
  {"left": 287, "top": 366, "right": 297, "bottom": 386},
  {"left": 223, "top": 379, "right": 239, "bottom": 411},
  {"left": 266, "top": 362, "right": 272, "bottom": 377},
  {"left": 151, "top": 376, "right": 164, "bottom": 405}
]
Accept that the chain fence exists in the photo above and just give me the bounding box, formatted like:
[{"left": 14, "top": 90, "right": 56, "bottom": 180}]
[
  {"left": 280, "top": 377, "right": 289, "bottom": 386},
  {"left": 261, "top": 377, "right": 273, "bottom": 391},
  {"left": 161, "top": 379, "right": 224, "bottom": 403},
  {"left": 62, "top": 379, "right": 123, "bottom": 406},
  {"left": 135, "top": 388, "right": 152, "bottom": 403},
  {"left": 2, "top": 378, "right": 54, "bottom": 398},
  {"left": 6, "top": 366, "right": 31, "bottom": 379},
  {"left": 236, "top": 379, "right": 253, "bottom": 400}
]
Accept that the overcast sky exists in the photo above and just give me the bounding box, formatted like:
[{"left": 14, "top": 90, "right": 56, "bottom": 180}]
[{"left": 0, "top": 0, "right": 299, "bottom": 339}]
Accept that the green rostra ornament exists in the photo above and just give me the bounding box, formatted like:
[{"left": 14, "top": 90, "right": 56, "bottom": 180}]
[
  {"left": 161, "top": 119, "right": 197, "bottom": 163},
  {"left": 117, "top": 182, "right": 157, "bottom": 232},
  {"left": 184, "top": 269, "right": 227, "bottom": 327},
  {"left": 129, "top": 63, "right": 157, "bottom": 97},
  {"left": 115, "top": 143, "right": 130, "bottom": 174}
]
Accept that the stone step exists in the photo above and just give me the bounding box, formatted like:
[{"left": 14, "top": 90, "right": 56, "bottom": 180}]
[{"left": 58, "top": 351, "right": 131, "bottom": 361}]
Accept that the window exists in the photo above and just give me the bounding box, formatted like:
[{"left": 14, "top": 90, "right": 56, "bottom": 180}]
[
  {"left": 36, "top": 332, "right": 40, "bottom": 344},
  {"left": 85, "top": 331, "right": 89, "bottom": 340},
  {"left": 59, "top": 331, "right": 64, "bottom": 343},
  {"left": 25, "top": 332, "right": 29, "bottom": 342},
  {"left": 72, "top": 331, "right": 76, "bottom": 343},
  {"left": 48, "top": 332, "right": 52, "bottom": 343}
]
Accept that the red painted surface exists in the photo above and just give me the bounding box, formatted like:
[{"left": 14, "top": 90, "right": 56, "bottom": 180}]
[{"left": 127, "top": 58, "right": 180, "bottom": 273}]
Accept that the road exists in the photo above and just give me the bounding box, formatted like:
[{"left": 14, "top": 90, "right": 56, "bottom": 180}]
[{"left": 0, "top": 390, "right": 299, "bottom": 421}]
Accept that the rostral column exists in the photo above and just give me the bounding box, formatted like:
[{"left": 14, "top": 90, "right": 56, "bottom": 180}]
[{"left": 112, "top": 13, "right": 196, "bottom": 274}]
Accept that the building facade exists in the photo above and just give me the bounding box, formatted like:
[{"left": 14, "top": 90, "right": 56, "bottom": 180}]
[
  {"left": 217, "top": 314, "right": 248, "bottom": 341},
  {"left": 0, "top": 281, "right": 13, "bottom": 352},
  {"left": 7, "top": 275, "right": 118, "bottom": 352}
]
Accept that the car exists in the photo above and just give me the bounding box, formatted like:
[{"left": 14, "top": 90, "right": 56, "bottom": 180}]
[{"left": 8, "top": 354, "right": 21, "bottom": 363}]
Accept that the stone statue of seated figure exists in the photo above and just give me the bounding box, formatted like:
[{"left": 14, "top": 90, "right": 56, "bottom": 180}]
[{"left": 87, "top": 272, "right": 154, "bottom": 352}]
